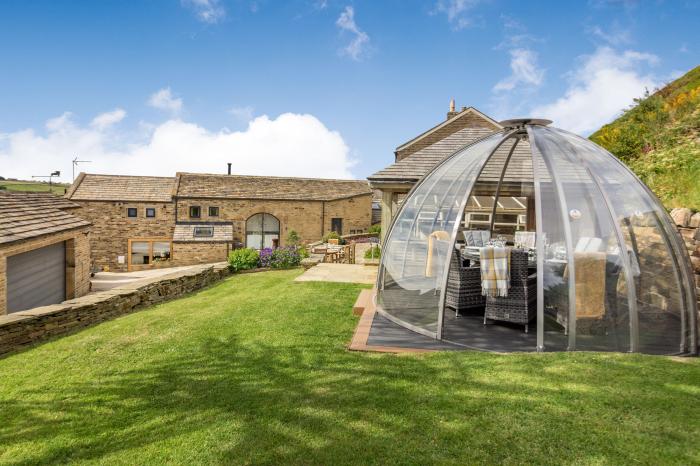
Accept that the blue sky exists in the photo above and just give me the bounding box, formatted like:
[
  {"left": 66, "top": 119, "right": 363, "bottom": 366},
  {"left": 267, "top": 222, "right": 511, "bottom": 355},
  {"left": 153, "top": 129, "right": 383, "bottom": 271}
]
[{"left": 0, "top": 0, "right": 698, "bottom": 182}]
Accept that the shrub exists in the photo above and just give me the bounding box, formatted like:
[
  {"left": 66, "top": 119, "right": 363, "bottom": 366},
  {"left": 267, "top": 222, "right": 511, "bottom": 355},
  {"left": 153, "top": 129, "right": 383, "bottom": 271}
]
[
  {"left": 270, "top": 247, "right": 302, "bottom": 268},
  {"left": 323, "top": 231, "right": 345, "bottom": 244},
  {"left": 368, "top": 224, "right": 381, "bottom": 235},
  {"left": 298, "top": 246, "right": 310, "bottom": 259},
  {"left": 258, "top": 247, "right": 274, "bottom": 268},
  {"left": 228, "top": 248, "right": 260, "bottom": 272},
  {"left": 364, "top": 245, "right": 381, "bottom": 259},
  {"left": 286, "top": 230, "right": 300, "bottom": 246},
  {"left": 323, "top": 231, "right": 340, "bottom": 242}
]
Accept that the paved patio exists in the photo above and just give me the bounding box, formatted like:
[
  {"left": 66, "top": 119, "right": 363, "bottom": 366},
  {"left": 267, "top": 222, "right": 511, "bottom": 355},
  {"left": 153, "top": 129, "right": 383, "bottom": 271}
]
[
  {"left": 294, "top": 263, "right": 377, "bottom": 285},
  {"left": 91, "top": 265, "right": 208, "bottom": 292}
]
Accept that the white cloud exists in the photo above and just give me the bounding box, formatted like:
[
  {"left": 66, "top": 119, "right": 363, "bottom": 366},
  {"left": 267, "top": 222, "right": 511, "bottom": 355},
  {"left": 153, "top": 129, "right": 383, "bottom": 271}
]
[
  {"left": 336, "top": 6, "right": 371, "bottom": 61},
  {"left": 147, "top": 88, "right": 183, "bottom": 114},
  {"left": 0, "top": 113, "right": 355, "bottom": 182},
  {"left": 434, "top": 0, "right": 482, "bottom": 30},
  {"left": 229, "top": 106, "right": 255, "bottom": 122},
  {"left": 531, "top": 46, "right": 660, "bottom": 134},
  {"left": 90, "top": 108, "right": 126, "bottom": 130},
  {"left": 588, "top": 24, "right": 632, "bottom": 46},
  {"left": 181, "top": 0, "right": 225, "bottom": 23},
  {"left": 493, "top": 48, "right": 544, "bottom": 92}
]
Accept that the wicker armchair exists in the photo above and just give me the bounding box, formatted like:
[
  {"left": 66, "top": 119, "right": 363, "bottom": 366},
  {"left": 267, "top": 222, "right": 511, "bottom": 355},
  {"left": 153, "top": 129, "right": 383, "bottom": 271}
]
[
  {"left": 446, "top": 248, "right": 485, "bottom": 317},
  {"left": 484, "top": 249, "right": 536, "bottom": 332}
]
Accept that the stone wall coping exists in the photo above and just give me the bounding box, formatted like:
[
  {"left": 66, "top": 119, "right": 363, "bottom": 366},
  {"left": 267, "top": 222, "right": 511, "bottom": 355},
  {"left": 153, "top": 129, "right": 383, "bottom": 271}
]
[{"left": 0, "top": 262, "right": 229, "bottom": 330}]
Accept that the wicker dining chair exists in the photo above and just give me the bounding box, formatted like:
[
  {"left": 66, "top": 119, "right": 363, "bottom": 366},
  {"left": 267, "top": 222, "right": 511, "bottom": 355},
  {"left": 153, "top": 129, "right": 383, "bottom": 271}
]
[
  {"left": 445, "top": 248, "right": 485, "bottom": 317},
  {"left": 483, "top": 249, "right": 536, "bottom": 332}
]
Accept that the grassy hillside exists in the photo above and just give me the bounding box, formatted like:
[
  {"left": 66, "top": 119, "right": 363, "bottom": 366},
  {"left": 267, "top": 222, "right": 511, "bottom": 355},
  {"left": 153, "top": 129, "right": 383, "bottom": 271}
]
[
  {"left": 0, "top": 179, "right": 69, "bottom": 195},
  {"left": 590, "top": 65, "right": 700, "bottom": 209}
]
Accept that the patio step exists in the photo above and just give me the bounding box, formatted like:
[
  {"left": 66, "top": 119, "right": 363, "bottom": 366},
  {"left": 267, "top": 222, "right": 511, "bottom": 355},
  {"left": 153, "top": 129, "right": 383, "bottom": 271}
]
[{"left": 353, "top": 289, "right": 373, "bottom": 316}]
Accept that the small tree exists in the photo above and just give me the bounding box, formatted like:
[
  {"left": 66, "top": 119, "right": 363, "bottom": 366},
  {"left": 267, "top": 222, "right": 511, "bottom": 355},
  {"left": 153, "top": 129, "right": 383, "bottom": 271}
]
[{"left": 287, "top": 230, "right": 300, "bottom": 246}]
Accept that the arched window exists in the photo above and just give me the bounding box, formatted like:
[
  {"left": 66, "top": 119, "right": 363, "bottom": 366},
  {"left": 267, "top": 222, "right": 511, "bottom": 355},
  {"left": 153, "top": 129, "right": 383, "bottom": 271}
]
[{"left": 246, "top": 213, "right": 280, "bottom": 249}]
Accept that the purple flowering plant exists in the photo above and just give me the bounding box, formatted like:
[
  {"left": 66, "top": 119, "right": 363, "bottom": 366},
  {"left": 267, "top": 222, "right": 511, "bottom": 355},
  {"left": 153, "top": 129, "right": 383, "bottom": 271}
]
[{"left": 258, "top": 247, "right": 274, "bottom": 268}]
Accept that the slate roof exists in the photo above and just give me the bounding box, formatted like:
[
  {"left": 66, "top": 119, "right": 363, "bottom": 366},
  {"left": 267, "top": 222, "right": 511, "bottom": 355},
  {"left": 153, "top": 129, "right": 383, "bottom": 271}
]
[
  {"left": 173, "top": 222, "right": 233, "bottom": 242},
  {"left": 0, "top": 192, "right": 91, "bottom": 245},
  {"left": 395, "top": 107, "right": 501, "bottom": 153},
  {"left": 368, "top": 128, "right": 535, "bottom": 184},
  {"left": 176, "top": 173, "right": 372, "bottom": 201},
  {"left": 368, "top": 127, "right": 494, "bottom": 183},
  {"left": 0, "top": 191, "right": 80, "bottom": 210},
  {"left": 67, "top": 173, "right": 176, "bottom": 202}
]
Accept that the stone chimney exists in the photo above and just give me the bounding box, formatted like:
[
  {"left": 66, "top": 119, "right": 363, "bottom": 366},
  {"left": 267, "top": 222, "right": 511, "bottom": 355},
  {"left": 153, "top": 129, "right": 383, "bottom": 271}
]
[{"left": 447, "top": 98, "right": 459, "bottom": 120}]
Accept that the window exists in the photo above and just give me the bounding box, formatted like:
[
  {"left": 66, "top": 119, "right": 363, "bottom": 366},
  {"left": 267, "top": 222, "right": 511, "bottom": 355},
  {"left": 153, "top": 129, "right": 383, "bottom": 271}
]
[
  {"left": 127, "top": 208, "right": 138, "bottom": 218},
  {"left": 146, "top": 208, "right": 156, "bottom": 218},
  {"left": 470, "top": 213, "right": 490, "bottom": 222},
  {"left": 189, "top": 206, "right": 201, "bottom": 218},
  {"left": 193, "top": 226, "right": 214, "bottom": 237},
  {"left": 129, "top": 240, "right": 171, "bottom": 267},
  {"left": 152, "top": 242, "right": 171, "bottom": 262},
  {"left": 130, "top": 241, "right": 150, "bottom": 264},
  {"left": 246, "top": 213, "right": 280, "bottom": 249},
  {"left": 331, "top": 218, "right": 343, "bottom": 236},
  {"left": 208, "top": 206, "right": 219, "bottom": 217}
]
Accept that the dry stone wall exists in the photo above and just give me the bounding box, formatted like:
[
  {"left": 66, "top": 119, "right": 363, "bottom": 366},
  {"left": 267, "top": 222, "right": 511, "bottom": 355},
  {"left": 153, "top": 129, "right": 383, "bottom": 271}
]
[
  {"left": 0, "top": 263, "right": 230, "bottom": 356},
  {"left": 670, "top": 208, "right": 700, "bottom": 311}
]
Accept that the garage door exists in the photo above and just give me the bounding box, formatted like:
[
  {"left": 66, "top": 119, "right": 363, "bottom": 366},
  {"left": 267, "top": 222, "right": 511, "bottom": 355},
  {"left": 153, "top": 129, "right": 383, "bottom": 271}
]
[{"left": 7, "top": 242, "right": 66, "bottom": 313}]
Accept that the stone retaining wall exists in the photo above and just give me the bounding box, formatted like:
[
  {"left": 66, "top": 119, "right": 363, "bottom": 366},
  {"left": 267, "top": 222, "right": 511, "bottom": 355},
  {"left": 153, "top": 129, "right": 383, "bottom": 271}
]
[
  {"left": 0, "top": 262, "right": 230, "bottom": 356},
  {"left": 670, "top": 208, "right": 700, "bottom": 311},
  {"left": 677, "top": 226, "right": 700, "bottom": 311}
]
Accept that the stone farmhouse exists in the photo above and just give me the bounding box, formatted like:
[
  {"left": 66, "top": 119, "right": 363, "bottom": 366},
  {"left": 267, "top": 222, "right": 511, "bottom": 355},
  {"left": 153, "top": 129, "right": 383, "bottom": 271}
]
[
  {"left": 66, "top": 171, "right": 373, "bottom": 272},
  {"left": 367, "top": 102, "right": 504, "bottom": 241},
  {"left": 0, "top": 192, "right": 91, "bottom": 314}
]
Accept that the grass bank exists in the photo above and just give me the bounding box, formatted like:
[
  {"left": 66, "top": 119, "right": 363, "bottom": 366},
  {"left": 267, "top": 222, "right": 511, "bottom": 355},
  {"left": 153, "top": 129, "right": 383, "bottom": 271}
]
[{"left": 0, "top": 269, "right": 697, "bottom": 464}]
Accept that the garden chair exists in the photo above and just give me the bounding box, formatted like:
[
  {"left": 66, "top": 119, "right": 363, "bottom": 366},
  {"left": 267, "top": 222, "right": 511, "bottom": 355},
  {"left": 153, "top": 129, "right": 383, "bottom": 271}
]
[
  {"left": 445, "top": 248, "right": 485, "bottom": 317},
  {"left": 483, "top": 249, "right": 536, "bottom": 332}
]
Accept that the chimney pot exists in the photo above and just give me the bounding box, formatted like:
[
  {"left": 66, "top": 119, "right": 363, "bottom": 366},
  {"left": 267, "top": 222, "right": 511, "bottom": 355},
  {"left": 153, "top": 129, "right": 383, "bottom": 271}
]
[
  {"left": 447, "top": 98, "right": 459, "bottom": 120},
  {"left": 227, "top": 163, "right": 232, "bottom": 175}
]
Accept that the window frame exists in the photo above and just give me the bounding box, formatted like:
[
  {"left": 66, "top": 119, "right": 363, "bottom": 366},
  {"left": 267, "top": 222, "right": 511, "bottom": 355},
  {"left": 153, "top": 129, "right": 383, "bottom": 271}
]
[
  {"left": 127, "top": 238, "right": 173, "bottom": 271},
  {"left": 189, "top": 205, "right": 201, "bottom": 218},
  {"left": 145, "top": 207, "right": 156, "bottom": 218},
  {"left": 208, "top": 206, "right": 219, "bottom": 217},
  {"left": 331, "top": 217, "right": 343, "bottom": 236},
  {"left": 193, "top": 226, "right": 214, "bottom": 238},
  {"left": 245, "top": 212, "right": 281, "bottom": 249},
  {"left": 127, "top": 207, "right": 138, "bottom": 218}
]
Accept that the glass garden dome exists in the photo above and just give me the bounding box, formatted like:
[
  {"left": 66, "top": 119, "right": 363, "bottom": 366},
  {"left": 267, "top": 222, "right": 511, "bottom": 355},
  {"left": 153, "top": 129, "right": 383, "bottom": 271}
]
[{"left": 377, "top": 119, "right": 698, "bottom": 355}]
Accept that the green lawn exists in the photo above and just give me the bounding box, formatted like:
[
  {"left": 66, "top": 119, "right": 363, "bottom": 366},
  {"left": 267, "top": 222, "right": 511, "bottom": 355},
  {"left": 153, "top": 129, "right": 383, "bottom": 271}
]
[
  {"left": 0, "top": 180, "right": 68, "bottom": 195},
  {"left": 0, "top": 270, "right": 698, "bottom": 465}
]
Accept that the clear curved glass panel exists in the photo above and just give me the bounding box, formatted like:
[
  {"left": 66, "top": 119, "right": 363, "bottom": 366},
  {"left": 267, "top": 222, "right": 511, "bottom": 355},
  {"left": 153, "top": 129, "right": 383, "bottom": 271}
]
[
  {"left": 441, "top": 137, "right": 533, "bottom": 349},
  {"left": 540, "top": 127, "right": 696, "bottom": 354},
  {"left": 378, "top": 132, "right": 506, "bottom": 337},
  {"left": 528, "top": 135, "right": 571, "bottom": 351},
  {"left": 530, "top": 126, "right": 634, "bottom": 352}
]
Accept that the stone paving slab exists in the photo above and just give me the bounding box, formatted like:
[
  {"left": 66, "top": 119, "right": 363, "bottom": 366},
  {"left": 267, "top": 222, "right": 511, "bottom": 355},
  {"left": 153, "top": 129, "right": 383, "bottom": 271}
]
[
  {"left": 91, "top": 265, "right": 208, "bottom": 292},
  {"left": 294, "top": 263, "right": 377, "bottom": 285}
]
